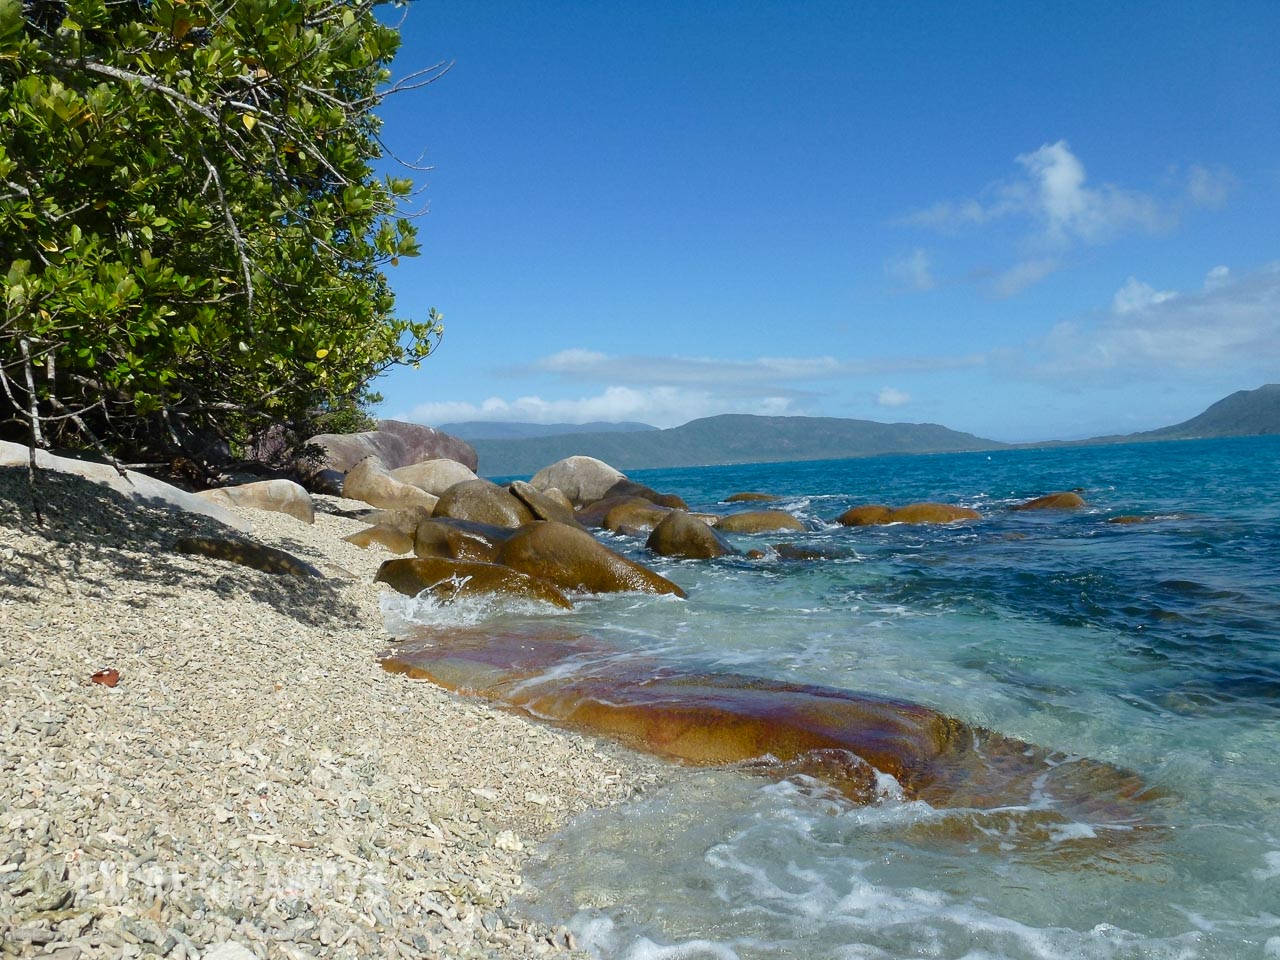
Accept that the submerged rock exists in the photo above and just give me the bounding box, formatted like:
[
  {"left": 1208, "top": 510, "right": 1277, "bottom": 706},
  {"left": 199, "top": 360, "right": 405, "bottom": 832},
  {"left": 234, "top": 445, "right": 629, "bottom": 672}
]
[
  {"left": 725, "top": 492, "right": 781, "bottom": 503},
  {"left": 375, "top": 557, "right": 572, "bottom": 609},
  {"left": 647, "top": 510, "right": 736, "bottom": 560},
  {"left": 714, "top": 510, "right": 805, "bottom": 534},
  {"left": 496, "top": 521, "right": 687, "bottom": 598},
  {"left": 1014, "top": 491, "right": 1086, "bottom": 511}
]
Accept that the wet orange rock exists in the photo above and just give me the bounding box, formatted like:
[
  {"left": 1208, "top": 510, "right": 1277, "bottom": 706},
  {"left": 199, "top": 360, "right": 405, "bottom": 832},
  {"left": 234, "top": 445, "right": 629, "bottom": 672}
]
[
  {"left": 835, "top": 504, "right": 893, "bottom": 526},
  {"left": 383, "top": 628, "right": 1160, "bottom": 824},
  {"left": 714, "top": 510, "right": 806, "bottom": 534},
  {"left": 887, "top": 503, "right": 981, "bottom": 524},
  {"left": 375, "top": 557, "right": 572, "bottom": 609},
  {"left": 496, "top": 521, "right": 687, "bottom": 598},
  {"left": 1014, "top": 491, "right": 1086, "bottom": 511},
  {"left": 343, "top": 524, "right": 413, "bottom": 554}
]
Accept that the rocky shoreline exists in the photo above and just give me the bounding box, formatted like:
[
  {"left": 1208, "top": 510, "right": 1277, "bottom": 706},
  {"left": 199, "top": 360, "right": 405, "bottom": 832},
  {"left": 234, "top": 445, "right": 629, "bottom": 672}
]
[{"left": 0, "top": 465, "right": 667, "bottom": 959}]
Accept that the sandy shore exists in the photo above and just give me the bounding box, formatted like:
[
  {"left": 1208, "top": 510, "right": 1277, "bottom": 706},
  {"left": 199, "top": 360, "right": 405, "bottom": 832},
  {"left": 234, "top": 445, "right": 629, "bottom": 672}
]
[{"left": 0, "top": 465, "right": 666, "bottom": 958}]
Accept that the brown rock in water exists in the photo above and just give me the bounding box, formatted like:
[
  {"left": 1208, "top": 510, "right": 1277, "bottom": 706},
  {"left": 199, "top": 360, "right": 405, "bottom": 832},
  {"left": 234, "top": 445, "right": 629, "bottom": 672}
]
[
  {"left": 1013, "top": 491, "right": 1086, "bottom": 511},
  {"left": 342, "top": 457, "right": 440, "bottom": 512},
  {"left": 647, "top": 511, "right": 736, "bottom": 560},
  {"left": 602, "top": 479, "right": 689, "bottom": 511},
  {"left": 343, "top": 525, "right": 413, "bottom": 554},
  {"left": 390, "top": 459, "right": 479, "bottom": 496},
  {"left": 509, "top": 480, "right": 582, "bottom": 527},
  {"left": 375, "top": 557, "right": 572, "bottom": 609},
  {"left": 835, "top": 504, "right": 893, "bottom": 526},
  {"left": 603, "top": 499, "right": 671, "bottom": 534},
  {"left": 726, "top": 492, "right": 781, "bottom": 503},
  {"left": 529, "top": 456, "right": 626, "bottom": 507},
  {"left": 575, "top": 495, "right": 652, "bottom": 528},
  {"left": 496, "top": 521, "right": 687, "bottom": 598},
  {"left": 433, "top": 479, "right": 534, "bottom": 528},
  {"left": 1108, "top": 514, "right": 1153, "bottom": 525},
  {"left": 887, "top": 503, "right": 981, "bottom": 524},
  {"left": 772, "top": 542, "right": 850, "bottom": 561},
  {"left": 174, "top": 536, "right": 322, "bottom": 577},
  {"left": 383, "top": 627, "right": 1161, "bottom": 823},
  {"left": 197, "top": 479, "right": 315, "bottom": 524},
  {"left": 715, "top": 510, "right": 805, "bottom": 534},
  {"left": 413, "top": 517, "right": 515, "bottom": 563}
]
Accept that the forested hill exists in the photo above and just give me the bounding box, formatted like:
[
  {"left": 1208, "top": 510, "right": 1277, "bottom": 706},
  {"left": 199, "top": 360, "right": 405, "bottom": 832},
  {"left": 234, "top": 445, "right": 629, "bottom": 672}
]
[
  {"left": 1136, "top": 384, "right": 1280, "bottom": 440},
  {"left": 470, "top": 414, "right": 1004, "bottom": 477}
]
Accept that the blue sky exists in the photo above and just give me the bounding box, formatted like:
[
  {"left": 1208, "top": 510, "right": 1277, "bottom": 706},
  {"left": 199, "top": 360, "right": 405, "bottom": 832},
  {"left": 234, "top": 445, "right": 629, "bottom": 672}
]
[{"left": 370, "top": 1, "right": 1280, "bottom": 442}]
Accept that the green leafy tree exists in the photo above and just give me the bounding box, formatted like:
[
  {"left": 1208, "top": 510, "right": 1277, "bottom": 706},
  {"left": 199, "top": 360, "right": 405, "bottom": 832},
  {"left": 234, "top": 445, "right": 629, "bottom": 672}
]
[{"left": 0, "top": 0, "right": 444, "bottom": 475}]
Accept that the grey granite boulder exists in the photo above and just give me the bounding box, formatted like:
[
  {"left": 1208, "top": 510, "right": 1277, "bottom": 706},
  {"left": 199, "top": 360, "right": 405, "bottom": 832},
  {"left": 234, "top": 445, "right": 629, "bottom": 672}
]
[
  {"left": 197, "top": 479, "right": 315, "bottom": 524},
  {"left": 307, "top": 419, "right": 477, "bottom": 474},
  {"left": 391, "top": 459, "right": 479, "bottom": 496},
  {"left": 342, "top": 457, "right": 440, "bottom": 511},
  {"left": 529, "top": 456, "right": 626, "bottom": 507}
]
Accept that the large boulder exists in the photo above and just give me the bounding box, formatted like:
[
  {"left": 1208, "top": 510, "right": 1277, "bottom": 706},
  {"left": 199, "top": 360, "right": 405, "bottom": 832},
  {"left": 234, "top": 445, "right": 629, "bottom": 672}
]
[
  {"left": 601, "top": 479, "right": 689, "bottom": 511},
  {"left": 197, "top": 479, "right": 315, "bottom": 524},
  {"left": 0, "top": 441, "right": 249, "bottom": 532},
  {"left": 887, "top": 503, "right": 981, "bottom": 524},
  {"left": 376, "top": 557, "right": 572, "bottom": 609},
  {"left": 508, "top": 480, "right": 581, "bottom": 527},
  {"left": 529, "top": 456, "right": 626, "bottom": 507},
  {"left": 433, "top": 479, "right": 534, "bottom": 528},
  {"left": 307, "top": 420, "right": 477, "bottom": 474},
  {"left": 342, "top": 457, "right": 440, "bottom": 511},
  {"left": 714, "top": 510, "right": 805, "bottom": 534},
  {"left": 603, "top": 499, "right": 672, "bottom": 534},
  {"left": 391, "top": 459, "right": 479, "bottom": 497},
  {"left": 496, "top": 521, "right": 687, "bottom": 598},
  {"left": 647, "top": 511, "right": 735, "bottom": 560},
  {"left": 575, "top": 495, "right": 649, "bottom": 529},
  {"left": 343, "top": 525, "right": 414, "bottom": 554},
  {"left": 413, "top": 517, "right": 517, "bottom": 563},
  {"left": 1013, "top": 491, "right": 1086, "bottom": 511},
  {"left": 835, "top": 504, "right": 893, "bottom": 527}
]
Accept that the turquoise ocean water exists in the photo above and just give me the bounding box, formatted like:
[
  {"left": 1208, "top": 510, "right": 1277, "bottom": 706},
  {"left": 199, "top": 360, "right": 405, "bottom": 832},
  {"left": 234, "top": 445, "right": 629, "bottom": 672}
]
[{"left": 390, "top": 436, "right": 1280, "bottom": 959}]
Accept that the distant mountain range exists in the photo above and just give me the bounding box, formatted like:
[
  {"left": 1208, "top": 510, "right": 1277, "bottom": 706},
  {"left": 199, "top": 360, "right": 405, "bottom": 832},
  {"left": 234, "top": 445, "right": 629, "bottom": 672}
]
[
  {"left": 446, "top": 383, "right": 1280, "bottom": 477},
  {"left": 437, "top": 420, "right": 658, "bottom": 441}
]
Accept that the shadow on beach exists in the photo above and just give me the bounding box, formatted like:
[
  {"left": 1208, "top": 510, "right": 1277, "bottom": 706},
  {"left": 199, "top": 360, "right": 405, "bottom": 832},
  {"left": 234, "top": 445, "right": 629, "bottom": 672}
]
[{"left": 0, "top": 466, "right": 362, "bottom": 627}]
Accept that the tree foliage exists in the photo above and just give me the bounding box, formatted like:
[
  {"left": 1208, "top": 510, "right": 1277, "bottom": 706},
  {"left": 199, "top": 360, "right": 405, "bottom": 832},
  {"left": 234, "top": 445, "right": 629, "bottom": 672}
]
[{"left": 0, "top": 0, "right": 444, "bottom": 473}]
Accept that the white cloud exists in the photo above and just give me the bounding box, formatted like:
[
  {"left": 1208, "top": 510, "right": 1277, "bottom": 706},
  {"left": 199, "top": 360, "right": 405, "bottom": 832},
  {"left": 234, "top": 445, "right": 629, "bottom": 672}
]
[
  {"left": 399, "top": 386, "right": 798, "bottom": 429},
  {"left": 1204, "top": 265, "right": 1231, "bottom": 290},
  {"left": 904, "top": 140, "right": 1174, "bottom": 250},
  {"left": 885, "top": 248, "right": 936, "bottom": 291},
  {"left": 876, "top": 387, "right": 911, "bottom": 407},
  {"left": 1021, "top": 260, "right": 1280, "bottom": 380},
  {"left": 1186, "top": 164, "right": 1234, "bottom": 209},
  {"left": 1112, "top": 277, "right": 1177, "bottom": 315},
  {"left": 992, "top": 258, "right": 1062, "bottom": 298},
  {"left": 506, "top": 350, "right": 983, "bottom": 393}
]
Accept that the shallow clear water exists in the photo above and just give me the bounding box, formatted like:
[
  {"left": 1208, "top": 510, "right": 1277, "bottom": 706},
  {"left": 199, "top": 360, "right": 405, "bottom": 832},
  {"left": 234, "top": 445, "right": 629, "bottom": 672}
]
[{"left": 397, "top": 437, "right": 1280, "bottom": 959}]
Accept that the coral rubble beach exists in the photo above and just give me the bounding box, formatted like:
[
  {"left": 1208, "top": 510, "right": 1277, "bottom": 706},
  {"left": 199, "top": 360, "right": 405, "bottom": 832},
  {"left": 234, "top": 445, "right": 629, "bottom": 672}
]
[{"left": 0, "top": 464, "right": 665, "bottom": 959}]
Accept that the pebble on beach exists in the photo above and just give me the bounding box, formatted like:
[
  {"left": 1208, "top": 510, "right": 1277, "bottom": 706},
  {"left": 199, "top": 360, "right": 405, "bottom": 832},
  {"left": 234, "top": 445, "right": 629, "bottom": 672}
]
[{"left": 0, "top": 467, "right": 665, "bottom": 959}]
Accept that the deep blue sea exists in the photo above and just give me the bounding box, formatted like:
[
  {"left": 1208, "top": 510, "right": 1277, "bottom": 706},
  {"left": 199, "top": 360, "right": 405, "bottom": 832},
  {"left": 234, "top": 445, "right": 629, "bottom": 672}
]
[{"left": 389, "top": 436, "right": 1280, "bottom": 959}]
